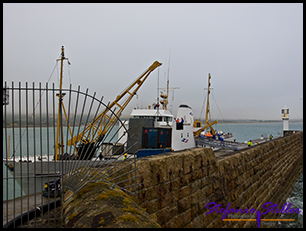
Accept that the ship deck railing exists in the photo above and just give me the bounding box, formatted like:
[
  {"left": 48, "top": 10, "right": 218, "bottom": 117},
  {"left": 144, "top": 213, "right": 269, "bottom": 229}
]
[{"left": 195, "top": 136, "right": 239, "bottom": 150}]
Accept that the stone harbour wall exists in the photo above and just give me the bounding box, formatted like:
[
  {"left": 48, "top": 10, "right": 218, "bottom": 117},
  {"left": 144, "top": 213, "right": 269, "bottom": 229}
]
[
  {"left": 128, "top": 131, "right": 303, "bottom": 228},
  {"left": 64, "top": 131, "right": 303, "bottom": 228},
  {"left": 62, "top": 181, "right": 161, "bottom": 228}
]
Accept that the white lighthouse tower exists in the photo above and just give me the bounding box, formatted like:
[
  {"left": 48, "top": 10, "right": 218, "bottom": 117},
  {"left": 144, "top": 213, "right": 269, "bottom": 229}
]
[{"left": 281, "top": 105, "right": 289, "bottom": 132}]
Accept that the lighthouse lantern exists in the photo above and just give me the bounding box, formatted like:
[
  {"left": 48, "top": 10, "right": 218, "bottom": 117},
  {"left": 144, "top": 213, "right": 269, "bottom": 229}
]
[{"left": 281, "top": 105, "right": 289, "bottom": 132}]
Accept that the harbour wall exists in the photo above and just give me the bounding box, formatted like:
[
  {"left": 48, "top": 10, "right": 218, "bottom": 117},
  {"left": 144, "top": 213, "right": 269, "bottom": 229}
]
[
  {"left": 64, "top": 131, "right": 303, "bottom": 228},
  {"left": 125, "top": 131, "right": 303, "bottom": 227}
]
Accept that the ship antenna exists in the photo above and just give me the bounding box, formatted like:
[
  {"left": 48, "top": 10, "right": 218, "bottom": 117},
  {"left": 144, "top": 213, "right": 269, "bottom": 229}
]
[
  {"left": 166, "top": 52, "right": 170, "bottom": 110},
  {"left": 157, "top": 68, "right": 160, "bottom": 114}
]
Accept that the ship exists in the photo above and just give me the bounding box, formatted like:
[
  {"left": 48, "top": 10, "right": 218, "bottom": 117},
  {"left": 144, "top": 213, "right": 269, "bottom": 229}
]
[{"left": 118, "top": 72, "right": 236, "bottom": 158}]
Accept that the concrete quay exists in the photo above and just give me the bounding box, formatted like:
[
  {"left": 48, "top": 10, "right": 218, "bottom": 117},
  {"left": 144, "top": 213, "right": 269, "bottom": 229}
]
[{"left": 214, "top": 136, "right": 279, "bottom": 160}]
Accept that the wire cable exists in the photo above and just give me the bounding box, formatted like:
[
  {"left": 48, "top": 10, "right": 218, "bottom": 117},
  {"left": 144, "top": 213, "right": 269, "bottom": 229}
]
[
  {"left": 199, "top": 89, "right": 207, "bottom": 122},
  {"left": 12, "top": 62, "right": 59, "bottom": 156},
  {"left": 211, "top": 93, "right": 231, "bottom": 133}
]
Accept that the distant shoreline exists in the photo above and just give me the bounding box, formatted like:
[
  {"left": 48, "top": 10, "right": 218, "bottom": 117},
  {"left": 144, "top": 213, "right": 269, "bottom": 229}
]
[
  {"left": 3, "top": 124, "right": 83, "bottom": 129},
  {"left": 3, "top": 120, "right": 303, "bottom": 128},
  {"left": 216, "top": 121, "right": 302, "bottom": 124}
]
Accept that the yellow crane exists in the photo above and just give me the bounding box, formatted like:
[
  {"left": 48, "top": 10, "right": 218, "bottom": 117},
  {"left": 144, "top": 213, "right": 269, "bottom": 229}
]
[
  {"left": 193, "top": 73, "right": 218, "bottom": 137},
  {"left": 66, "top": 60, "right": 162, "bottom": 159},
  {"left": 193, "top": 120, "right": 218, "bottom": 137}
]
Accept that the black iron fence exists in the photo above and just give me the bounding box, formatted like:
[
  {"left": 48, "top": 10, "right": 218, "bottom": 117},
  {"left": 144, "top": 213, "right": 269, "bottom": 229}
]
[{"left": 3, "top": 82, "right": 139, "bottom": 227}]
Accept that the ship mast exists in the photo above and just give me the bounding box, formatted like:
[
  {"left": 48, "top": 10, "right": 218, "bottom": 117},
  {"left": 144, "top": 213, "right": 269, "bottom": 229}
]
[
  {"left": 204, "top": 73, "right": 212, "bottom": 126},
  {"left": 160, "top": 63, "right": 170, "bottom": 110},
  {"left": 159, "top": 58, "right": 179, "bottom": 111},
  {"left": 55, "top": 46, "right": 69, "bottom": 160},
  {"left": 204, "top": 73, "right": 218, "bottom": 135}
]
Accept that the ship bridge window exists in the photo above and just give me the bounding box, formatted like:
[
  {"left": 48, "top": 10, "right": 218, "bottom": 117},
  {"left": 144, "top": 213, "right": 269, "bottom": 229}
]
[
  {"left": 156, "top": 116, "right": 163, "bottom": 122},
  {"left": 155, "top": 116, "right": 172, "bottom": 122},
  {"left": 134, "top": 116, "right": 155, "bottom": 119},
  {"left": 165, "top": 116, "right": 172, "bottom": 122}
]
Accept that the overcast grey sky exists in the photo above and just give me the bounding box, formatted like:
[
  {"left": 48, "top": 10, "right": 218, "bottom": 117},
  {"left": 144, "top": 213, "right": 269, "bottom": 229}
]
[{"left": 3, "top": 3, "right": 303, "bottom": 120}]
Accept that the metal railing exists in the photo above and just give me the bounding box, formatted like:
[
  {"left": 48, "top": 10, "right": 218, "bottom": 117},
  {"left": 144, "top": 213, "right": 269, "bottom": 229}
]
[
  {"left": 3, "top": 82, "right": 139, "bottom": 227},
  {"left": 195, "top": 136, "right": 239, "bottom": 150}
]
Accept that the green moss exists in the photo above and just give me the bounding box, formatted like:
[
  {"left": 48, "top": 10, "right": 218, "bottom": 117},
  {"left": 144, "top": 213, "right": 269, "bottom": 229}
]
[
  {"left": 68, "top": 213, "right": 77, "bottom": 220},
  {"left": 99, "top": 217, "right": 105, "bottom": 224},
  {"left": 64, "top": 179, "right": 161, "bottom": 228},
  {"left": 122, "top": 206, "right": 143, "bottom": 215},
  {"left": 122, "top": 196, "right": 133, "bottom": 205},
  {"left": 100, "top": 187, "right": 133, "bottom": 200},
  {"left": 110, "top": 189, "right": 127, "bottom": 197},
  {"left": 118, "top": 214, "right": 138, "bottom": 222},
  {"left": 96, "top": 194, "right": 108, "bottom": 201},
  {"left": 75, "top": 183, "right": 95, "bottom": 198}
]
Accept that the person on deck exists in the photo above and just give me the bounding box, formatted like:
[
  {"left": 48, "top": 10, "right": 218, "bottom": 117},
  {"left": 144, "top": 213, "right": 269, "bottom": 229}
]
[
  {"left": 269, "top": 134, "right": 273, "bottom": 140},
  {"left": 247, "top": 140, "right": 253, "bottom": 147},
  {"left": 123, "top": 153, "right": 127, "bottom": 161},
  {"left": 99, "top": 151, "right": 104, "bottom": 160}
]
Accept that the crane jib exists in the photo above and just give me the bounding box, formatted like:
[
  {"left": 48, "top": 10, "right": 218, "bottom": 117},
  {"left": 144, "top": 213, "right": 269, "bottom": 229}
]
[{"left": 67, "top": 61, "right": 162, "bottom": 155}]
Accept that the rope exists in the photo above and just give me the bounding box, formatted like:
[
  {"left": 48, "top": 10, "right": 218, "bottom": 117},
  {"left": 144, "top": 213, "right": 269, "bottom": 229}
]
[
  {"left": 56, "top": 61, "right": 60, "bottom": 88},
  {"left": 68, "top": 62, "right": 72, "bottom": 85},
  {"left": 211, "top": 93, "right": 231, "bottom": 133},
  {"left": 33, "top": 61, "right": 59, "bottom": 112},
  {"left": 12, "top": 62, "right": 58, "bottom": 156},
  {"left": 199, "top": 89, "right": 207, "bottom": 121},
  {"left": 48, "top": 61, "right": 58, "bottom": 85}
]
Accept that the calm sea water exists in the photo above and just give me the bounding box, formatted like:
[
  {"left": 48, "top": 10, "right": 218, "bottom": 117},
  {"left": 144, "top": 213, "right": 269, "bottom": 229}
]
[
  {"left": 213, "top": 121, "right": 303, "bottom": 143},
  {"left": 3, "top": 122, "right": 303, "bottom": 228}
]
